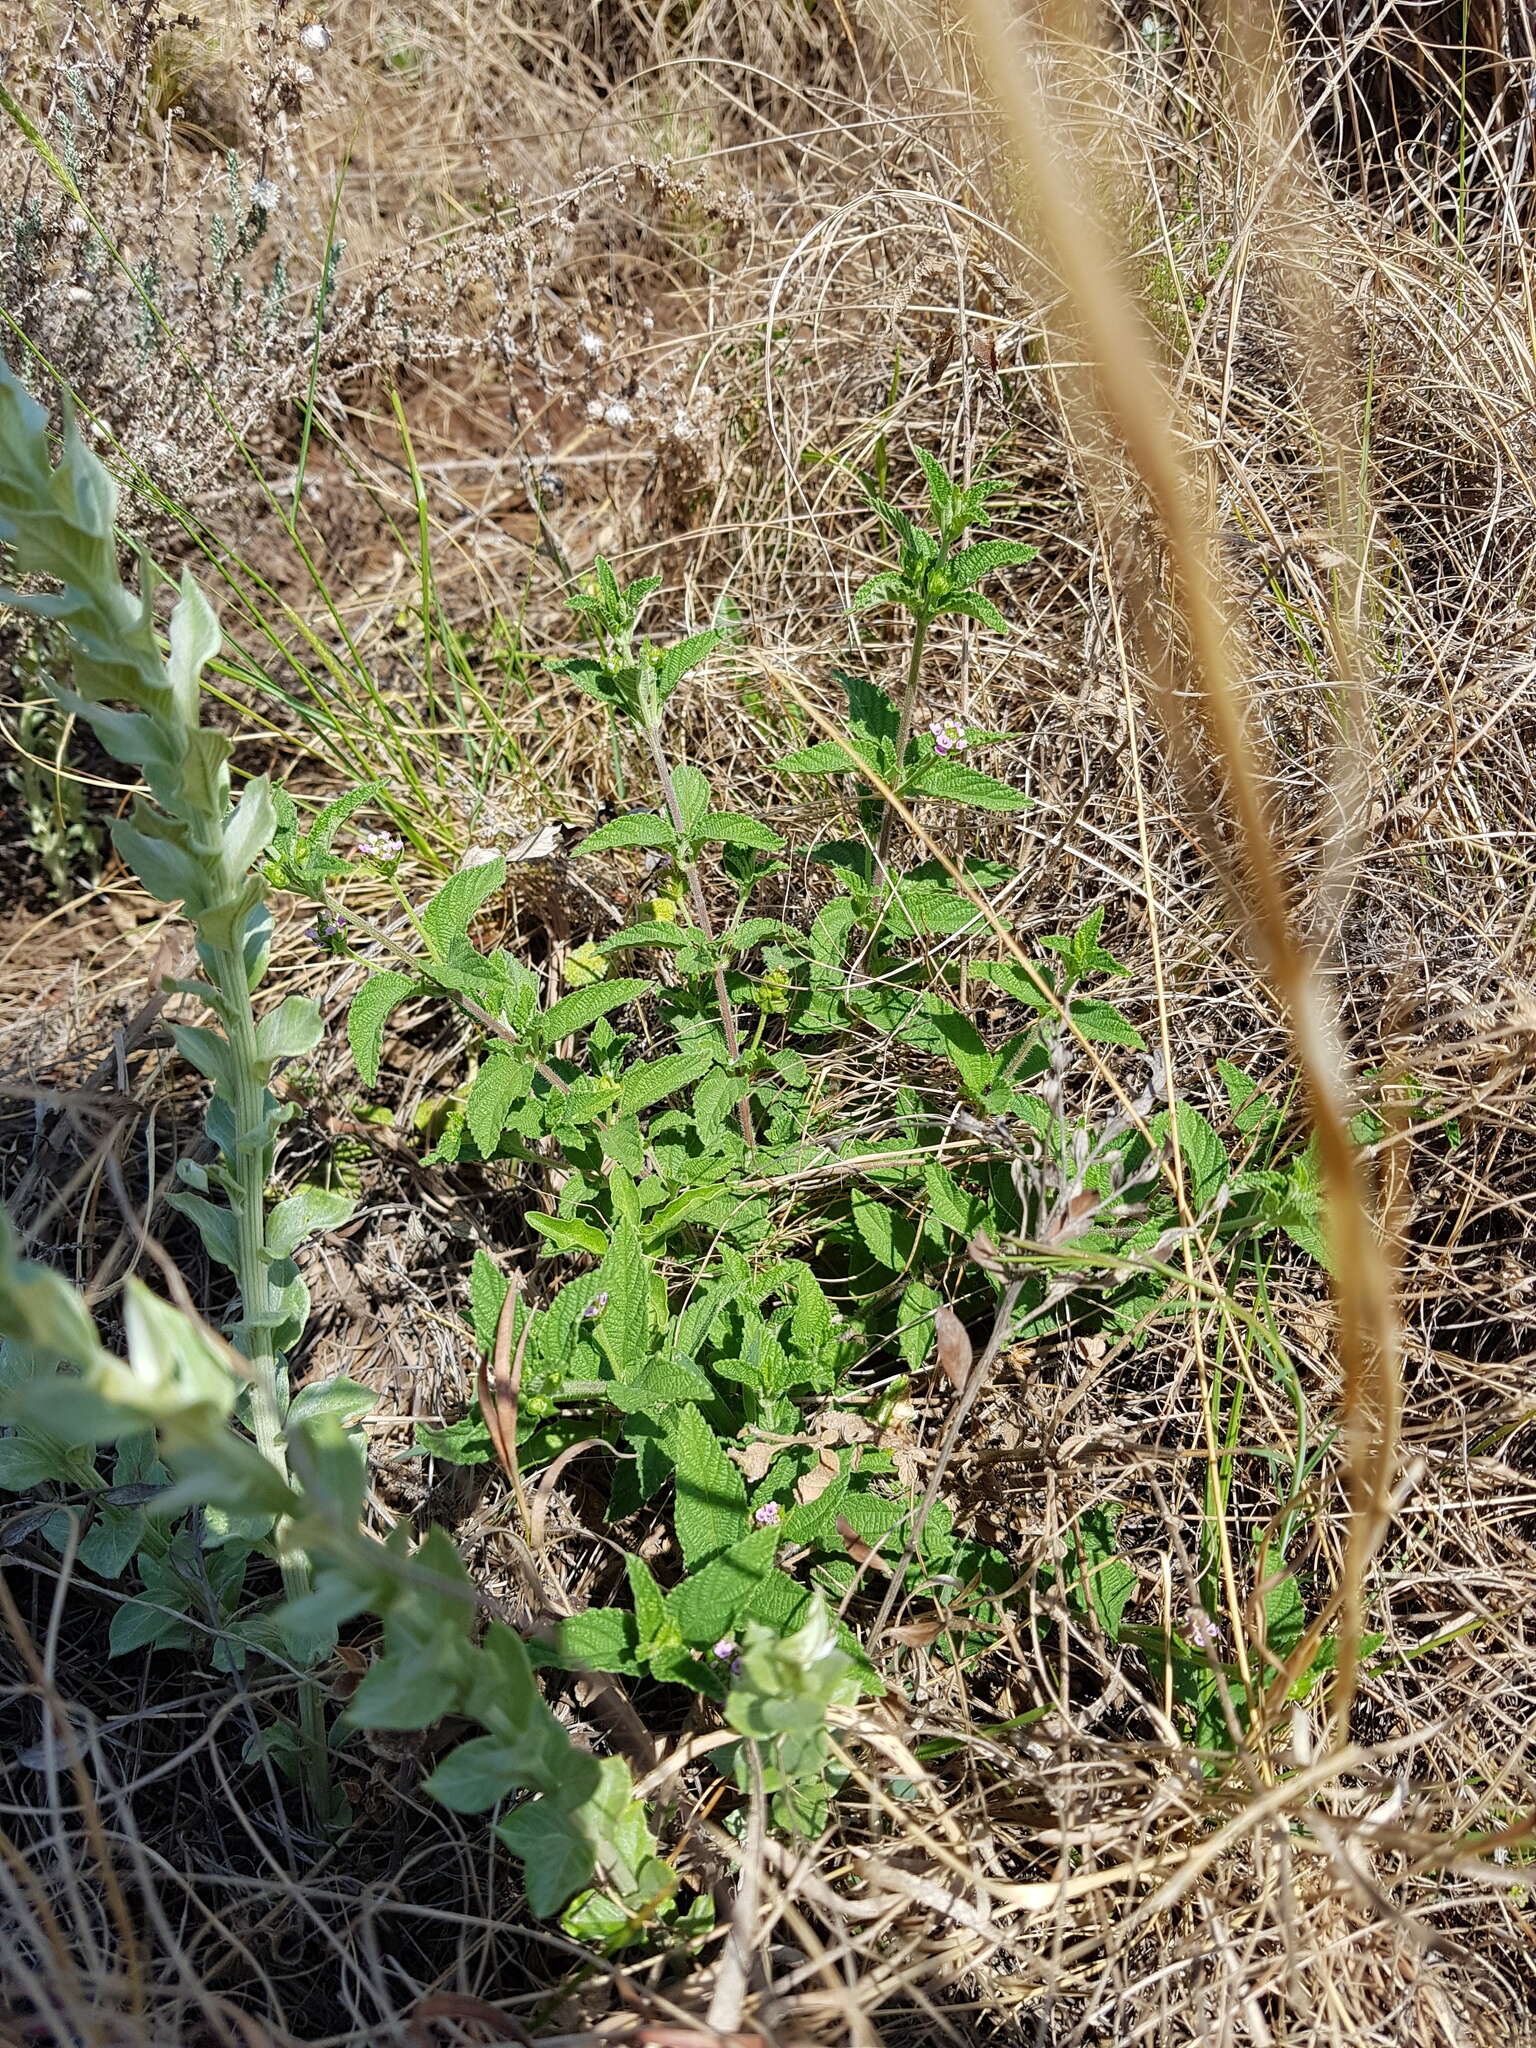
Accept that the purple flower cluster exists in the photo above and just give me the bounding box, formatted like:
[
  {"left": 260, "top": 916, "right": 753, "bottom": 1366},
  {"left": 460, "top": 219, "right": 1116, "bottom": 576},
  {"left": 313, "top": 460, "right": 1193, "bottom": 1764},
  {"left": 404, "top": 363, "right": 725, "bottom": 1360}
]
[
  {"left": 582, "top": 1291, "right": 609, "bottom": 1320},
  {"left": 929, "top": 716, "right": 970, "bottom": 756},
  {"left": 356, "top": 830, "right": 404, "bottom": 866},
  {"left": 752, "top": 1501, "right": 782, "bottom": 1528},
  {"left": 304, "top": 908, "right": 347, "bottom": 947}
]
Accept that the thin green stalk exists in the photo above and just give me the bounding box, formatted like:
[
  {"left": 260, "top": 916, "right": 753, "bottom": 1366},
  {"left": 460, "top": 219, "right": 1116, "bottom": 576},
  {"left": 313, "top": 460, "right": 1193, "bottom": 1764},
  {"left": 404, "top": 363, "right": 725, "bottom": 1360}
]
[
  {"left": 877, "top": 610, "right": 932, "bottom": 863},
  {"left": 640, "top": 723, "right": 757, "bottom": 1154}
]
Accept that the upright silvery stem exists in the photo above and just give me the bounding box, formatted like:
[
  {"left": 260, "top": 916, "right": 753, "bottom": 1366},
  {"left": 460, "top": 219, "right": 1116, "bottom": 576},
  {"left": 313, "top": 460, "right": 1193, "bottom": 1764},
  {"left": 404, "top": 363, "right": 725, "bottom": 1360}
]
[{"left": 0, "top": 359, "right": 342, "bottom": 1803}]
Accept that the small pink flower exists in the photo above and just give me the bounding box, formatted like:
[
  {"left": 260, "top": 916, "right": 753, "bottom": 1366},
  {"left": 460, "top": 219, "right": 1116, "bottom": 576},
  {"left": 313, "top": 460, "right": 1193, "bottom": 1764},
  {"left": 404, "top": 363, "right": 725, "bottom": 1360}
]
[
  {"left": 929, "top": 716, "right": 969, "bottom": 756},
  {"left": 582, "top": 1291, "right": 609, "bottom": 1320},
  {"left": 712, "top": 1637, "right": 737, "bottom": 1662},
  {"left": 752, "top": 1501, "right": 782, "bottom": 1527},
  {"left": 1187, "top": 1608, "right": 1222, "bottom": 1651}
]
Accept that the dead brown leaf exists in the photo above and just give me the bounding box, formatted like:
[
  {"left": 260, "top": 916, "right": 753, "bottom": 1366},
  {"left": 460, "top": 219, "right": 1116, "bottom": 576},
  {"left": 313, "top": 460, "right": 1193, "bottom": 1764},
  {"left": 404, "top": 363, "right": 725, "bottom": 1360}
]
[{"left": 934, "top": 1304, "right": 974, "bottom": 1392}]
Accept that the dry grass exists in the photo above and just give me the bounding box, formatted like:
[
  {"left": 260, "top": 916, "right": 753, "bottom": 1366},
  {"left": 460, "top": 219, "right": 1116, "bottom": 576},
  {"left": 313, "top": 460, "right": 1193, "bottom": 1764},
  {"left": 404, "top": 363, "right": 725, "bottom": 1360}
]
[{"left": 5, "top": 1, "right": 1536, "bottom": 2043}]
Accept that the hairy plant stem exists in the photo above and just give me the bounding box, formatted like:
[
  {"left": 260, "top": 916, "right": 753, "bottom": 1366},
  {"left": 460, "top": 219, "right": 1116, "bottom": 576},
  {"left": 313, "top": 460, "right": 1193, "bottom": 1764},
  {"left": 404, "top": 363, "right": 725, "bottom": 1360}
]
[
  {"left": 641, "top": 722, "right": 757, "bottom": 1153},
  {"left": 211, "top": 943, "right": 330, "bottom": 1813},
  {"left": 872, "top": 609, "right": 932, "bottom": 882}
]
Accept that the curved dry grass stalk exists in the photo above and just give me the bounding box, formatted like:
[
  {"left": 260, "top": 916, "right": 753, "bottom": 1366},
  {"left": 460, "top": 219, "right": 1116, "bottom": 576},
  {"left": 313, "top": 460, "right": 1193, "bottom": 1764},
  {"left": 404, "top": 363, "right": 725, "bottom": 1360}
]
[{"left": 950, "top": 0, "right": 1400, "bottom": 1732}]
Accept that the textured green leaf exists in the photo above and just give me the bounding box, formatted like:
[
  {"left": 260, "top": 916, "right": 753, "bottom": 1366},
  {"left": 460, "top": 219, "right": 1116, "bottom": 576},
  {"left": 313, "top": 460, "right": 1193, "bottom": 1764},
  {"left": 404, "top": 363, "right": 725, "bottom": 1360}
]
[
  {"left": 1072, "top": 1507, "right": 1135, "bottom": 1641},
  {"left": 591, "top": 1223, "right": 651, "bottom": 1378},
  {"left": 466, "top": 1052, "right": 532, "bottom": 1156},
  {"left": 929, "top": 1004, "right": 995, "bottom": 1095},
  {"left": 898, "top": 1279, "right": 940, "bottom": 1368},
  {"left": 347, "top": 971, "right": 420, "bottom": 1087},
  {"left": 694, "top": 812, "right": 784, "bottom": 852},
  {"left": 665, "top": 1405, "right": 748, "bottom": 1566},
  {"left": 775, "top": 739, "right": 866, "bottom": 774},
  {"left": 849, "top": 1192, "right": 919, "bottom": 1273},
  {"left": 904, "top": 756, "right": 1030, "bottom": 809},
  {"left": 413, "top": 1413, "right": 493, "bottom": 1465},
  {"left": 537, "top": 977, "right": 650, "bottom": 1047},
  {"left": 420, "top": 858, "right": 506, "bottom": 959},
  {"left": 626, "top": 1555, "right": 672, "bottom": 1656},
  {"left": 1067, "top": 997, "right": 1144, "bottom": 1051},
  {"left": 1217, "top": 1059, "right": 1281, "bottom": 1135},
  {"left": 839, "top": 670, "right": 900, "bottom": 748},
  {"left": 669, "top": 763, "right": 711, "bottom": 835},
  {"left": 573, "top": 812, "right": 677, "bottom": 855},
  {"left": 1263, "top": 1572, "right": 1307, "bottom": 1661},
  {"left": 544, "top": 1608, "right": 642, "bottom": 1674},
  {"left": 656, "top": 627, "right": 725, "bottom": 697},
  {"left": 948, "top": 539, "right": 1038, "bottom": 586},
  {"left": 850, "top": 569, "right": 916, "bottom": 613},
  {"left": 1164, "top": 1102, "right": 1229, "bottom": 1209},
  {"left": 664, "top": 1525, "right": 779, "bottom": 1643},
  {"left": 929, "top": 590, "right": 1008, "bottom": 632},
  {"left": 597, "top": 920, "right": 692, "bottom": 952},
  {"left": 618, "top": 1050, "right": 716, "bottom": 1119}
]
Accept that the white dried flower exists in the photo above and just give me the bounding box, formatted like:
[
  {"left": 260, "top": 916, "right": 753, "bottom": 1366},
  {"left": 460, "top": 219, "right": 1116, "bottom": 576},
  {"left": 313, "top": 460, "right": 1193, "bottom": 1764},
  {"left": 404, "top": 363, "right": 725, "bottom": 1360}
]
[
  {"left": 640, "top": 309, "right": 654, "bottom": 330},
  {"left": 584, "top": 397, "right": 606, "bottom": 423},
  {"left": 65, "top": 286, "right": 94, "bottom": 306},
  {"left": 299, "top": 20, "right": 331, "bottom": 51},
  {"left": 669, "top": 408, "right": 696, "bottom": 442},
  {"left": 65, "top": 212, "right": 90, "bottom": 238},
  {"left": 577, "top": 327, "right": 605, "bottom": 360},
  {"left": 601, "top": 398, "right": 633, "bottom": 431},
  {"left": 251, "top": 177, "right": 280, "bottom": 211},
  {"left": 293, "top": 61, "right": 315, "bottom": 84}
]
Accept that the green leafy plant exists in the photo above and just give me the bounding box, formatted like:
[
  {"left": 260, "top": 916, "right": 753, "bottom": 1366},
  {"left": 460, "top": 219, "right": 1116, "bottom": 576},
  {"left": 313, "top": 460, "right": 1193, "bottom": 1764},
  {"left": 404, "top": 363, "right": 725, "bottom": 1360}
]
[
  {"left": 840, "top": 449, "right": 1035, "bottom": 865},
  {"left": 277, "top": 460, "right": 1332, "bottom": 1856}
]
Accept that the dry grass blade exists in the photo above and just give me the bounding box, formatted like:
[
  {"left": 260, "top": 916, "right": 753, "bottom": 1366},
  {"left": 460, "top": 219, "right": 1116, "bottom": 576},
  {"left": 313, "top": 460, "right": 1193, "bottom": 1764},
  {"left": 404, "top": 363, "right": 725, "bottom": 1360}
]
[{"left": 952, "top": 0, "right": 1401, "bottom": 1732}]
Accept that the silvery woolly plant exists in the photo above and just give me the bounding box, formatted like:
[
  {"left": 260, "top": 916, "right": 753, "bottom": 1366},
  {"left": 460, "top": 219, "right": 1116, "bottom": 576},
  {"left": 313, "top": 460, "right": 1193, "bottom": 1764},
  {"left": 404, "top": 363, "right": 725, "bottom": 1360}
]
[{"left": 0, "top": 356, "right": 350, "bottom": 1796}]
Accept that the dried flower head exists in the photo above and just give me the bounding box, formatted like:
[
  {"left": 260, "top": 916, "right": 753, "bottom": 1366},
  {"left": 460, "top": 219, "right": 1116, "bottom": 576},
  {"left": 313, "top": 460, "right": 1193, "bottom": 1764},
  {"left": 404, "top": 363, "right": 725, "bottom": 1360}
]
[
  {"left": 299, "top": 21, "right": 332, "bottom": 52},
  {"left": 250, "top": 178, "right": 281, "bottom": 213}
]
